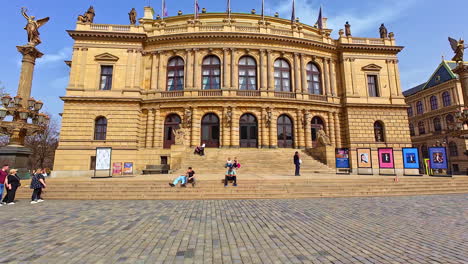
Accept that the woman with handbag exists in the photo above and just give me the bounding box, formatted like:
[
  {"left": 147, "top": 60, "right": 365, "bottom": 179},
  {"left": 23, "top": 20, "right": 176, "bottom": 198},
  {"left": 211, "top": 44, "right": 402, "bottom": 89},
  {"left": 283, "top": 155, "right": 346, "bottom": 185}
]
[
  {"left": 2, "top": 169, "right": 21, "bottom": 205},
  {"left": 293, "top": 152, "right": 302, "bottom": 176},
  {"left": 30, "top": 169, "right": 47, "bottom": 204}
]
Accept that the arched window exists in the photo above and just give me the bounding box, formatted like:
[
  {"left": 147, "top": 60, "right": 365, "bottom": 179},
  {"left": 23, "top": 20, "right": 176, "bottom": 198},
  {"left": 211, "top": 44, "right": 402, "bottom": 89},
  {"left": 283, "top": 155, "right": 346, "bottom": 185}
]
[
  {"left": 430, "top": 96, "right": 438, "bottom": 110},
  {"left": 167, "top": 57, "right": 184, "bottom": 91},
  {"left": 202, "top": 56, "right": 221, "bottom": 90},
  {"left": 94, "top": 117, "right": 107, "bottom": 140},
  {"left": 421, "top": 144, "right": 429, "bottom": 158},
  {"left": 446, "top": 114, "right": 454, "bottom": 127},
  {"left": 274, "top": 59, "right": 291, "bottom": 92},
  {"left": 407, "top": 106, "right": 413, "bottom": 117},
  {"left": 418, "top": 121, "right": 426, "bottom": 135},
  {"left": 449, "top": 142, "right": 458, "bottom": 156},
  {"left": 416, "top": 101, "right": 424, "bottom": 115},
  {"left": 238, "top": 56, "right": 257, "bottom": 90},
  {"left": 442, "top": 91, "right": 451, "bottom": 107},
  {"left": 306, "top": 63, "right": 322, "bottom": 94},
  {"left": 409, "top": 123, "right": 415, "bottom": 136},
  {"left": 433, "top": 117, "right": 442, "bottom": 132},
  {"left": 374, "top": 121, "right": 385, "bottom": 142}
]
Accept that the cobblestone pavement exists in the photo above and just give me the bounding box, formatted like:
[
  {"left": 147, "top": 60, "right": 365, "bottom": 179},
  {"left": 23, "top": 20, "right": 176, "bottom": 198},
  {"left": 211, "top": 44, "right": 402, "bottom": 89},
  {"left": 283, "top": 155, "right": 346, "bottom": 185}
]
[{"left": 0, "top": 195, "right": 466, "bottom": 264}]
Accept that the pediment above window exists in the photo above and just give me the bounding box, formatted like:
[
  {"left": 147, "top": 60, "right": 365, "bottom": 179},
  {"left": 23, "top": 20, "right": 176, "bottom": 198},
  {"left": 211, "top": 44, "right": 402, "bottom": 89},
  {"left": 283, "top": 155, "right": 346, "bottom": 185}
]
[
  {"left": 362, "top": 64, "right": 382, "bottom": 71},
  {"left": 95, "top": 53, "right": 119, "bottom": 62}
]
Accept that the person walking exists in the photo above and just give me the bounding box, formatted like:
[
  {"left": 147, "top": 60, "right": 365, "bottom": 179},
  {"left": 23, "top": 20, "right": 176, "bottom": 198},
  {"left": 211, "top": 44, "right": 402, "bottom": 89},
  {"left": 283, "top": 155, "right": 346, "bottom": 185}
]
[
  {"left": 293, "top": 151, "right": 301, "bottom": 176},
  {"left": 30, "top": 169, "right": 47, "bottom": 204},
  {"left": 2, "top": 169, "right": 21, "bottom": 205},
  {"left": 0, "top": 165, "right": 8, "bottom": 206}
]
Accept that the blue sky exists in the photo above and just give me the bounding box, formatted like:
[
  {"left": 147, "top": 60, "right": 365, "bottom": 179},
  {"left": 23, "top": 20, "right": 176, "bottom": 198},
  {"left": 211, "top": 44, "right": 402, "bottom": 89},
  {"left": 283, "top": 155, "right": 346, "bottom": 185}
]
[{"left": 1, "top": 0, "right": 467, "bottom": 119}]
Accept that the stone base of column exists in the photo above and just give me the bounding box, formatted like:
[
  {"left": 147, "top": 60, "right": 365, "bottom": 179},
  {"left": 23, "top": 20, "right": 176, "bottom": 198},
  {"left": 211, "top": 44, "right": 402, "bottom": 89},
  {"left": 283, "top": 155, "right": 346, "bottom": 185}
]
[{"left": 0, "top": 145, "right": 32, "bottom": 179}]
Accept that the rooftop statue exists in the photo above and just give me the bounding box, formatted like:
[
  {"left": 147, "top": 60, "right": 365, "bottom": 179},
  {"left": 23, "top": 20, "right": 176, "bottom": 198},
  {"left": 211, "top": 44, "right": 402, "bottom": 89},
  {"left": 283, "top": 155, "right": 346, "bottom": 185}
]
[
  {"left": 129, "top": 8, "right": 137, "bottom": 25},
  {"left": 379, "top": 24, "right": 387, "bottom": 39},
  {"left": 449, "top": 37, "right": 468, "bottom": 63},
  {"left": 77, "top": 6, "right": 95, "bottom": 23},
  {"left": 344, "top": 22, "right": 351, "bottom": 37},
  {"left": 21, "top": 7, "right": 49, "bottom": 47}
]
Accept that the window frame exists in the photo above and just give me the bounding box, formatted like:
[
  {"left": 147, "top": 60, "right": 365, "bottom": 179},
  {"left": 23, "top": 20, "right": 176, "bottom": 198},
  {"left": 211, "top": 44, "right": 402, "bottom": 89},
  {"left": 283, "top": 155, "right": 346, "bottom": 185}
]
[
  {"left": 448, "top": 142, "right": 458, "bottom": 157},
  {"left": 367, "top": 74, "right": 380, "bottom": 97},
  {"left": 442, "top": 91, "right": 451, "bottom": 107},
  {"left": 416, "top": 101, "right": 424, "bottom": 115},
  {"left": 94, "top": 116, "right": 108, "bottom": 140},
  {"left": 407, "top": 106, "right": 413, "bottom": 117},
  {"left": 430, "top": 95, "right": 438, "bottom": 110},
  {"left": 374, "top": 121, "right": 385, "bottom": 142},
  {"left": 238, "top": 56, "right": 258, "bottom": 90},
  {"left": 274, "top": 59, "right": 291, "bottom": 92},
  {"left": 306, "top": 62, "right": 322, "bottom": 95},
  {"left": 166, "top": 56, "right": 185, "bottom": 91},
  {"left": 202, "top": 55, "right": 221, "bottom": 90},
  {"left": 433, "top": 117, "right": 442, "bottom": 132},
  {"left": 418, "top": 121, "right": 426, "bottom": 135},
  {"left": 99, "top": 65, "right": 114, "bottom": 91}
]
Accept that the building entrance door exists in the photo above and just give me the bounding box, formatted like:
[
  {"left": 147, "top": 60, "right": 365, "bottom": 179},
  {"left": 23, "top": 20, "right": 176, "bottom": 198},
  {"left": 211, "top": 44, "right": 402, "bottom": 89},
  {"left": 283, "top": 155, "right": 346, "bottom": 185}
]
[
  {"left": 201, "top": 113, "right": 220, "bottom": 147},
  {"left": 277, "top": 114, "right": 294, "bottom": 148},
  {"left": 163, "top": 114, "right": 181, "bottom": 149},
  {"left": 311, "top": 116, "right": 325, "bottom": 147},
  {"left": 239, "top": 114, "right": 258, "bottom": 148}
]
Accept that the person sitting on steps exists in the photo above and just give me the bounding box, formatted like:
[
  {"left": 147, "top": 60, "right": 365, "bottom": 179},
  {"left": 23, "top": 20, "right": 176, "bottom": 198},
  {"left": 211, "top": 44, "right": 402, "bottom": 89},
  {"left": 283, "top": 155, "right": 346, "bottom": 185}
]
[
  {"left": 194, "top": 143, "right": 205, "bottom": 156},
  {"left": 233, "top": 157, "right": 241, "bottom": 170},
  {"left": 224, "top": 167, "right": 237, "bottom": 187},
  {"left": 169, "top": 173, "right": 188, "bottom": 188},
  {"left": 185, "top": 167, "right": 196, "bottom": 187},
  {"left": 225, "top": 157, "right": 233, "bottom": 169}
]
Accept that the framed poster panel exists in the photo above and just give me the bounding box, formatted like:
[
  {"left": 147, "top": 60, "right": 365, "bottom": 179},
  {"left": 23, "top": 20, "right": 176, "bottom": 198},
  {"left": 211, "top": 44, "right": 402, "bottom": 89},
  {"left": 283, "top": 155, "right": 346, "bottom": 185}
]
[
  {"left": 402, "top": 148, "right": 420, "bottom": 169},
  {"left": 112, "top": 162, "right": 123, "bottom": 176},
  {"left": 378, "top": 148, "right": 395, "bottom": 169},
  {"left": 335, "top": 148, "right": 350, "bottom": 169},
  {"left": 123, "top": 162, "right": 134, "bottom": 175},
  {"left": 357, "top": 148, "right": 372, "bottom": 168},
  {"left": 428, "top": 147, "right": 448, "bottom": 170},
  {"left": 94, "top": 147, "right": 112, "bottom": 178}
]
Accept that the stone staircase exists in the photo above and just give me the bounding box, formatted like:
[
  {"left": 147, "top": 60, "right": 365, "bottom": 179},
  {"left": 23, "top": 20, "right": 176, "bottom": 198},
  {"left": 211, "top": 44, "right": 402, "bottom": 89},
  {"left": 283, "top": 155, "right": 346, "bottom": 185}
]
[
  {"left": 175, "top": 148, "right": 335, "bottom": 175},
  {"left": 14, "top": 177, "right": 468, "bottom": 200}
]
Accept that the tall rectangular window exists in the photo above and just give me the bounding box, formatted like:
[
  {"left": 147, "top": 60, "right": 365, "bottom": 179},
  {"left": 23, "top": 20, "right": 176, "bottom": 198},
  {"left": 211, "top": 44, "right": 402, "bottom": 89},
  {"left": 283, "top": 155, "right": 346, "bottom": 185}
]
[
  {"left": 100, "top": 65, "right": 113, "bottom": 90},
  {"left": 367, "top": 75, "right": 379, "bottom": 97}
]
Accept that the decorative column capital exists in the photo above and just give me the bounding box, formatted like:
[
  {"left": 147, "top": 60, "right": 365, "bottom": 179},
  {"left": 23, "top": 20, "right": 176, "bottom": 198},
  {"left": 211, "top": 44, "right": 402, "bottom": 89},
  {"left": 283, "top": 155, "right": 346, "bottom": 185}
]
[{"left": 16, "top": 45, "right": 43, "bottom": 59}]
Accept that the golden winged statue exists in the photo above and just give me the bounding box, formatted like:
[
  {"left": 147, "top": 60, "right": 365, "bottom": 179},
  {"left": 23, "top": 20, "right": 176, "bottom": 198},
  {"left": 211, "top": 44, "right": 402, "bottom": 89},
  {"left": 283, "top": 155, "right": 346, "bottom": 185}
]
[
  {"left": 21, "top": 8, "right": 50, "bottom": 47},
  {"left": 448, "top": 37, "right": 468, "bottom": 63}
]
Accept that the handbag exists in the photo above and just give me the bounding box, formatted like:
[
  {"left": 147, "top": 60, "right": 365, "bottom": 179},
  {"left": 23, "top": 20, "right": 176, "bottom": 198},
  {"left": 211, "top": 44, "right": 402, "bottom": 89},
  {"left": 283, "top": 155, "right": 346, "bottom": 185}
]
[{"left": 299, "top": 159, "right": 302, "bottom": 164}]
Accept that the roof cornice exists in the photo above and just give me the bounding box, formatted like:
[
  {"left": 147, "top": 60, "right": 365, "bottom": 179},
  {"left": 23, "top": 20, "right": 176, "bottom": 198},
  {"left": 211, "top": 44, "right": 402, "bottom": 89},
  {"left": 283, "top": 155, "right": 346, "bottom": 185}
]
[
  {"left": 67, "top": 30, "right": 147, "bottom": 41},
  {"left": 339, "top": 44, "right": 404, "bottom": 54}
]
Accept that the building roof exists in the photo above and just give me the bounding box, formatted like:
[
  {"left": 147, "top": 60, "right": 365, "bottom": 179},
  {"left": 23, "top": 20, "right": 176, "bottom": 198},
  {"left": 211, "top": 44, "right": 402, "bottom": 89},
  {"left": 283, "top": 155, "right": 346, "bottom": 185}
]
[{"left": 403, "top": 60, "right": 468, "bottom": 97}]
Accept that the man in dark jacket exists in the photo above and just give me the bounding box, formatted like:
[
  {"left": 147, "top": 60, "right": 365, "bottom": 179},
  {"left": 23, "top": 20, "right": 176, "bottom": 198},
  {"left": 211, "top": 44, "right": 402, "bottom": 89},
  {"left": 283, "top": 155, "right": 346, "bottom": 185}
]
[{"left": 293, "top": 152, "right": 301, "bottom": 176}]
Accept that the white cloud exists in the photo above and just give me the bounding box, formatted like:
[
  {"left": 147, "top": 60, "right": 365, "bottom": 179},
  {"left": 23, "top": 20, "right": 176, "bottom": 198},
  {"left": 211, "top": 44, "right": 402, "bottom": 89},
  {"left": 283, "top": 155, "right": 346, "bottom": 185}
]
[
  {"left": 36, "top": 47, "right": 72, "bottom": 67},
  {"left": 50, "top": 76, "right": 70, "bottom": 91},
  {"left": 273, "top": 0, "right": 418, "bottom": 37}
]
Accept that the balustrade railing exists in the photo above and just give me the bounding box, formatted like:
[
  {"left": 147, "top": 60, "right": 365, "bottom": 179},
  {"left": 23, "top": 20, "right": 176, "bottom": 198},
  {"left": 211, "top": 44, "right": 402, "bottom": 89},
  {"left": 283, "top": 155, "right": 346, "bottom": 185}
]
[
  {"left": 274, "top": 92, "right": 296, "bottom": 99},
  {"left": 237, "top": 90, "right": 261, "bottom": 97},
  {"left": 161, "top": 91, "right": 184, "bottom": 98},
  {"left": 308, "top": 94, "right": 327, "bottom": 101},
  {"left": 198, "top": 90, "right": 223, "bottom": 97}
]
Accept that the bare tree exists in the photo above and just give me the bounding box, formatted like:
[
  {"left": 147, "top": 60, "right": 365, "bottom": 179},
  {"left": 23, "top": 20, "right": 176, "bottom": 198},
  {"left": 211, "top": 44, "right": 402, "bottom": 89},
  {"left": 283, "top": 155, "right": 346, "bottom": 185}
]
[
  {"left": 25, "top": 114, "right": 60, "bottom": 170},
  {"left": 0, "top": 81, "right": 9, "bottom": 146}
]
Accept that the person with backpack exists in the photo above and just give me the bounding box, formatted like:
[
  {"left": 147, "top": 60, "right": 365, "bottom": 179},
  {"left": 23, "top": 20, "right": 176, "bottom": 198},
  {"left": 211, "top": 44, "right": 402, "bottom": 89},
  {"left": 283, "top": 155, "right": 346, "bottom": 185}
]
[{"left": 30, "top": 169, "right": 47, "bottom": 204}]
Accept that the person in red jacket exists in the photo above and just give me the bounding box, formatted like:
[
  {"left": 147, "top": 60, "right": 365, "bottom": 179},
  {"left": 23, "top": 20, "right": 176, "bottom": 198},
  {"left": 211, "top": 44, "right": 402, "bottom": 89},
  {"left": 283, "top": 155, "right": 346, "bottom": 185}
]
[{"left": 0, "top": 164, "right": 9, "bottom": 206}]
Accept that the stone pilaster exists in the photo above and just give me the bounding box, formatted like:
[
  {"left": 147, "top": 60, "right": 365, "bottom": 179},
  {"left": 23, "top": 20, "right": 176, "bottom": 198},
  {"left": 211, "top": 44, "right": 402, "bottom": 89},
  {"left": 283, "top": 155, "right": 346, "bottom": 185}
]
[
  {"left": 145, "top": 109, "right": 155, "bottom": 148},
  {"left": 300, "top": 54, "right": 307, "bottom": 93},
  {"left": 191, "top": 108, "right": 200, "bottom": 146},
  {"left": 334, "top": 112, "right": 341, "bottom": 147},
  {"left": 79, "top": 48, "right": 88, "bottom": 89},
  {"left": 323, "top": 58, "right": 330, "bottom": 95},
  {"left": 230, "top": 48, "right": 237, "bottom": 89},
  {"left": 327, "top": 112, "right": 336, "bottom": 146},
  {"left": 134, "top": 50, "right": 142, "bottom": 89},
  {"left": 267, "top": 50, "right": 274, "bottom": 90},
  {"left": 261, "top": 108, "right": 269, "bottom": 148},
  {"left": 269, "top": 110, "right": 277, "bottom": 147},
  {"left": 125, "top": 49, "right": 134, "bottom": 89},
  {"left": 296, "top": 109, "right": 305, "bottom": 148},
  {"left": 150, "top": 53, "right": 159, "bottom": 90},
  {"left": 453, "top": 63, "right": 468, "bottom": 107},
  {"left": 260, "top": 50, "right": 267, "bottom": 90},
  {"left": 305, "top": 111, "right": 312, "bottom": 148},
  {"left": 193, "top": 49, "right": 201, "bottom": 89},
  {"left": 330, "top": 59, "right": 337, "bottom": 96},
  {"left": 157, "top": 51, "right": 165, "bottom": 90},
  {"left": 294, "top": 53, "right": 301, "bottom": 93},
  {"left": 222, "top": 107, "right": 231, "bottom": 147},
  {"left": 16, "top": 45, "right": 43, "bottom": 106},
  {"left": 153, "top": 107, "right": 162, "bottom": 147},
  {"left": 223, "top": 48, "right": 230, "bottom": 89},
  {"left": 185, "top": 49, "right": 193, "bottom": 89},
  {"left": 230, "top": 107, "right": 239, "bottom": 147},
  {"left": 138, "top": 110, "right": 148, "bottom": 149}
]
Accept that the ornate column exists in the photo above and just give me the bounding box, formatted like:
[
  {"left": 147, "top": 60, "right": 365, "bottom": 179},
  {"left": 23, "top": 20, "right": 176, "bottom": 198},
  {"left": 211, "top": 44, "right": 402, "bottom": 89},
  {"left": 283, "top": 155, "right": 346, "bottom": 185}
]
[
  {"left": 327, "top": 112, "right": 336, "bottom": 146},
  {"left": 223, "top": 48, "right": 230, "bottom": 89},
  {"left": 125, "top": 49, "right": 134, "bottom": 89},
  {"left": 260, "top": 50, "right": 267, "bottom": 90},
  {"left": 294, "top": 53, "right": 301, "bottom": 93},
  {"left": 185, "top": 49, "right": 193, "bottom": 89},
  {"left": 230, "top": 48, "right": 237, "bottom": 89},
  {"left": 230, "top": 107, "right": 238, "bottom": 148},
  {"left": 296, "top": 109, "right": 305, "bottom": 148},
  {"left": 157, "top": 51, "right": 165, "bottom": 91},
  {"left": 193, "top": 49, "right": 200, "bottom": 89},
  {"left": 305, "top": 111, "right": 312, "bottom": 149},
  {"left": 269, "top": 110, "right": 277, "bottom": 147},
  {"left": 333, "top": 112, "right": 341, "bottom": 147},
  {"left": 323, "top": 58, "right": 331, "bottom": 96},
  {"left": 139, "top": 110, "right": 148, "bottom": 149},
  {"left": 330, "top": 59, "right": 337, "bottom": 96},
  {"left": 222, "top": 107, "right": 231, "bottom": 147},
  {"left": 153, "top": 107, "right": 161, "bottom": 147},
  {"left": 78, "top": 48, "right": 88, "bottom": 89},
  {"left": 453, "top": 64, "right": 468, "bottom": 107},
  {"left": 300, "top": 54, "right": 307, "bottom": 93},
  {"left": 150, "top": 52, "right": 159, "bottom": 90},
  {"left": 267, "top": 50, "right": 274, "bottom": 90},
  {"left": 145, "top": 108, "right": 155, "bottom": 148},
  {"left": 68, "top": 47, "right": 79, "bottom": 89},
  {"left": 134, "top": 50, "right": 142, "bottom": 89},
  {"left": 393, "top": 59, "right": 402, "bottom": 96},
  {"left": 16, "top": 46, "right": 43, "bottom": 106},
  {"left": 191, "top": 108, "right": 199, "bottom": 146}
]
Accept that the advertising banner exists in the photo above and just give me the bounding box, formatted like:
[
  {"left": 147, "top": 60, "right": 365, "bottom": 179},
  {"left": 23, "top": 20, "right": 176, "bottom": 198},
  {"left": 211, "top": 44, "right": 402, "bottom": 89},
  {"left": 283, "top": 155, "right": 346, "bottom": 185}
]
[
  {"left": 112, "top": 162, "right": 122, "bottom": 176},
  {"left": 428, "top": 147, "right": 448, "bottom": 170},
  {"left": 335, "top": 148, "right": 350, "bottom": 168},
  {"left": 123, "top": 162, "right": 134, "bottom": 175},
  {"left": 378, "top": 148, "right": 394, "bottom": 169},
  {"left": 95, "top": 148, "right": 112, "bottom": 170},
  {"left": 402, "top": 148, "right": 420, "bottom": 169},
  {"left": 357, "top": 148, "right": 372, "bottom": 168}
]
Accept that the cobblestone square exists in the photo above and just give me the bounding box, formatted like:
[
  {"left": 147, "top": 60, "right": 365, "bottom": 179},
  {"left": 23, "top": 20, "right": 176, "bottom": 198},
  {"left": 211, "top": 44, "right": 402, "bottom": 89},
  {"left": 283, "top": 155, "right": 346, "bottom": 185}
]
[{"left": 0, "top": 195, "right": 466, "bottom": 264}]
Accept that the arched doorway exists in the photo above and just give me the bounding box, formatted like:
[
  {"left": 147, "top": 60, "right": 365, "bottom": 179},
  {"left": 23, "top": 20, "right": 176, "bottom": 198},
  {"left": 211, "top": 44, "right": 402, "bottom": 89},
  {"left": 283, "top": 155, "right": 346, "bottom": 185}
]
[
  {"left": 239, "top": 114, "right": 258, "bottom": 148},
  {"left": 277, "top": 115, "right": 294, "bottom": 148},
  {"left": 201, "top": 113, "right": 220, "bottom": 147},
  {"left": 164, "top": 114, "right": 181, "bottom": 149},
  {"left": 311, "top": 116, "right": 325, "bottom": 147}
]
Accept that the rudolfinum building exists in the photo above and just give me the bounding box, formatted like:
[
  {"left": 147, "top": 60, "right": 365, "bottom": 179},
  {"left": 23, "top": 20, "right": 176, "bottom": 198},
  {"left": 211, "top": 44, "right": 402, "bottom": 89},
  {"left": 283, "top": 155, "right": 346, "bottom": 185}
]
[{"left": 53, "top": 6, "right": 412, "bottom": 177}]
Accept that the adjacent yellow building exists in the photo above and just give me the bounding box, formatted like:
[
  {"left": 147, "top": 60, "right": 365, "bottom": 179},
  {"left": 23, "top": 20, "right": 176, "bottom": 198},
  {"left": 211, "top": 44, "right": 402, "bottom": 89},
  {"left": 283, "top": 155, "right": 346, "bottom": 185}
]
[
  {"left": 53, "top": 7, "right": 412, "bottom": 177},
  {"left": 404, "top": 60, "right": 468, "bottom": 174}
]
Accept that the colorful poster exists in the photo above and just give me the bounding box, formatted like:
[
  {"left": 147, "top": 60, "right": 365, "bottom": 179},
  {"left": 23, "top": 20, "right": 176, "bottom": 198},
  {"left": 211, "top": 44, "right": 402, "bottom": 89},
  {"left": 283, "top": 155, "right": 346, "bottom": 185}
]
[
  {"left": 402, "top": 148, "right": 420, "bottom": 169},
  {"left": 378, "top": 148, "right": 394, "bottom": 169},
  {"left": 123, "top": 162, "right": 134, "bottom": 175},
  {"left": 335, "top": 148, "right": 350, "bottom": 168},
  {"left": 428, "top": 147, "right": 448, "bottom": 170},
  {"left": 357, "top": 148, "right": 372, "bottom": 168},
  {"left": 112, "top": 162, "right": 122, "bottom": 176}
]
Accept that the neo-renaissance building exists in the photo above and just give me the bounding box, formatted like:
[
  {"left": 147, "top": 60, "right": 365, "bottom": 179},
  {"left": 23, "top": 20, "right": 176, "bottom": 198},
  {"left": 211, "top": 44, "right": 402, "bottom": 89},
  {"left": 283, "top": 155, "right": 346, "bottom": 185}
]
[{"left": 53, "top": 7, "right": 412, "bottom": 176}]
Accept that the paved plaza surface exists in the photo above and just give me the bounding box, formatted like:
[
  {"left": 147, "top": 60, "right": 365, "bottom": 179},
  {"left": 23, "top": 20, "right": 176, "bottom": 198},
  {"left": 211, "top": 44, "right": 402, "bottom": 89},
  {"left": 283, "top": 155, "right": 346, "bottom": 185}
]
[{"left": 0, "top": 195, "right": 466, "bottom": 264}]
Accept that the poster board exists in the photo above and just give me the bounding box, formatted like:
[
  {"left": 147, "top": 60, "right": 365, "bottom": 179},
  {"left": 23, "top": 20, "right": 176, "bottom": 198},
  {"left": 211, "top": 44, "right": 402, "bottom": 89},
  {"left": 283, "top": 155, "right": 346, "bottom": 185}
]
[
  {"left": 94, "top": 147, "right": 112, "bottom": 178},
  {"left": 402, "top": 148, "right": 420, "bottom": 169},
  {"left": 112, "top": 162, "right": 122, "bottom": 176},
  {"left": 356, "top": 148, "right": 373, "bottom": 175},
  {"left": 378, "top": 148, "right": 396, "bottom": 175},
  {"left": 123, "top": 162, "right": 134, "bottom": 175},
  {"left": 335, "top": 148, "right": 350, "bottom": 174},
  {"left": 428, "top": 147, "right": 450, "bottom": 176}
]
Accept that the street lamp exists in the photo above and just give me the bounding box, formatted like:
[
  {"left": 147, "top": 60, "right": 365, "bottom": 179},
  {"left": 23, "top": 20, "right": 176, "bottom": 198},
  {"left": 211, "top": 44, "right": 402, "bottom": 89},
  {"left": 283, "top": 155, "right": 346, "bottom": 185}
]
[
  {"left": 28, "top": 97, "right": 36, "bottom": 109},
  {"left": 34, "top": 100, "right": 43, "bottom": 111}
]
